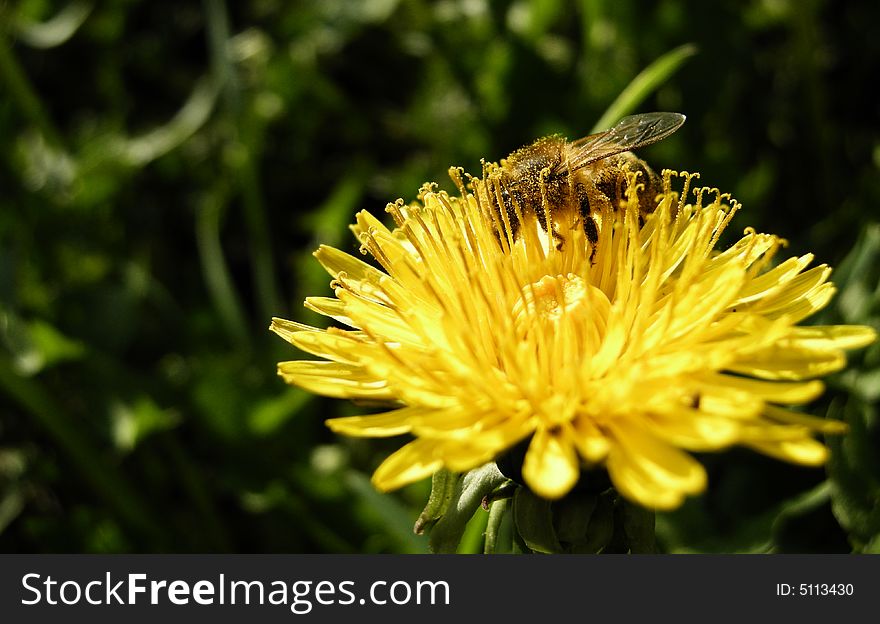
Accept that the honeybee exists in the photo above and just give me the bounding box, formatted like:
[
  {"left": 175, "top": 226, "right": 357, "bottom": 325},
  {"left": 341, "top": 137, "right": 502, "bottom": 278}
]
[{"left": 495, "top": 112, "right": 685, "bottom": 249}]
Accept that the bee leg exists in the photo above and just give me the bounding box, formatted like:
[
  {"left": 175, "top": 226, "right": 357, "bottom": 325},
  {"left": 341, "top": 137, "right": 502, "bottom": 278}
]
[
  {"left": 500, "top": 188, "right": 521, "bottom": 240},
  {"left": 576, "top": 182, "right": 600, "bottom": 263},
  {"left": 583, "top": 215, "right": 599, "bottom": 263},
  {"left": 554, "top": 231, "right": 566, "bottom": 251}
]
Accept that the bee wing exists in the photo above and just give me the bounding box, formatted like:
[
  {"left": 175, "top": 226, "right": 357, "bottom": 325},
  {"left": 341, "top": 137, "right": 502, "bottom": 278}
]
[{"left": 557, "top": 112, "right": 685, "bottom": 174}]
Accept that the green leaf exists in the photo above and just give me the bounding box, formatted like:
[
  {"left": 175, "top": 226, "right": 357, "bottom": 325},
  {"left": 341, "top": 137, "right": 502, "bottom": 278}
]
[
  {"left": 457, "top": 506, "right": 490, "bottom": 554},
  {"left": 0, "top": 310, "right": 86, "bottom": 376},
  {"left": 248, "top": 388, "right": 311, "bottom": 435},
  {"left": 551, "top": 491, "right": 597, "bottom": 545},
  {"left": 111, "top": 396, "right": 180, "bottom": 452},
  {"left": 591, "top": 43, "right": 698, "bottom": 133},
  {"left": 579, "top": 489, "right": 617, "bottom": 553},
  {"left": 429, "top": 463, "right": 507, "bottom": 553},
  {"left": 656, "top": 494, "right": 776, "bottom": 554},
  {"left": 414, "top": 468, "right": 461, "bottom": 535},
  {"left": 825, "top": 223, "right": 880, "bottom": 324},
  {"left": 827, "top": 398, "right": 880, "bottom": 551},
  {"left": 621, "top": 499, "right": 656, "bottom": 553},
  {"left": 14, "top": 2, "right": 94, "bottom": 49},
  {"left": 344, "top": 471, "right": 428, "bottom": 554}
]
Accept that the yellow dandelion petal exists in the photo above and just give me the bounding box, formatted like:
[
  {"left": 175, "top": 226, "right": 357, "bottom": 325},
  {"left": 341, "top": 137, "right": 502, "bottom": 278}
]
[
  {"left": 272, "top": 153, "right": 876, "bottom": 510},
  {"left": 571, "top": 418, "right": 611, "bottom": 463},
  {"left": 788, "top": 325, "right": 878, "bottom": 350},
  {"left": 728, "top": 347, "right": 846, "bottom": 380},
  {"left": 372, "top": 439, "right": 444, "bottom": 491},
  {"left": 437, "top": 441, "right": 499, "bottom": 473},
  {"left": 645, "top": 410, "right": 741, "bottom": 451},
  {"left": 410, "top": 407, "right": 533, "bottom": 451},
  {"left": 606, "top": 422, "right": 707, "bottom": 511},
  {"left": 282, "top": 329, "right": 371, "bottom": 366},
  {"left": 269, "top": 317, "right": 321, "bottom": 343},
  {"left": 769, "top": 283, "right": 837, "bottom": 325},
  {"left": 277, "top": 361, "right": 394, "bottom": 400},
  {"left": 696, "top": 386, "right": 764, "bottom": 419},
  {"left": 304, "top": 296, "right": 355, "bottom": 326},
  {"left": 744, "top": 437, "right": 829, "bottom": 466},
  {"left": 334, "top": 289, "right": 426, "bottom": 346},
  {"left": 761, "top": 404, "right": 848, "bottom": 434},
  {"left": 522, "top": 426, "right": 580, "bottom": 500},
  {"left": 325, "top": 406, "right": 420, "bottom": 437},
  {"left": 732, "top": 254, "right": 814, "bottom": 305},
  {"left": 314, "top": 244, "right": 388, "bottom": 287},
  {"left": 697, "top": 373, "right": 825, "bottom": 404}
]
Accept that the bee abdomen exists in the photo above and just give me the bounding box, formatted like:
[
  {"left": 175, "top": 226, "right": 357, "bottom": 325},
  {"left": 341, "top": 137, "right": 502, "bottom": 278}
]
[{"left": 597, "top": 153, "right": 661, "bottom": 215}]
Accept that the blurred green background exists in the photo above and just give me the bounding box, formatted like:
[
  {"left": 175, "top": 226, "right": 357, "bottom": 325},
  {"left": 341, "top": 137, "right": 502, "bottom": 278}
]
[{"left": 1, "top": 0, "right": 878, "bottom": 553}]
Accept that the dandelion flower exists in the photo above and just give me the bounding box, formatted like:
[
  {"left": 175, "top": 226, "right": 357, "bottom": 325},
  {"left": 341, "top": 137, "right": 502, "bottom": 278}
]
[{"left": 271, "top": 163, "right": 875, "bottom": 511}]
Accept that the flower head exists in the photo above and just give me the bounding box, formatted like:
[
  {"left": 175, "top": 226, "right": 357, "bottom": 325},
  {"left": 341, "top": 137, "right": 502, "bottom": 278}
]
[{"left": 271, "top": 163, "right": 875, "bottom": 510}]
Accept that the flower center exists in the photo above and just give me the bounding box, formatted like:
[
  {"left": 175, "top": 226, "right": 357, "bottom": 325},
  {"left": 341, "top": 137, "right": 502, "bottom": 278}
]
[
  {"left": 525, "top": 274, "right": 587, "bottom": 324},
  {"left": 513, "top": 273, "right": 601, "bottom": 341},
  {"left": 510, "top": 272, "right": 613, "bottom": 388}
]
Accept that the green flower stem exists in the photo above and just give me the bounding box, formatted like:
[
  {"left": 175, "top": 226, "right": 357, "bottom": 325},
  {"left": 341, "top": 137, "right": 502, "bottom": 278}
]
[
  {"left": 204, "top": 0, "right": 281, "bottom": 321},
  {"left": 484, "top": 497, "right": 509, "bottom": 554},
  {"left": 203, "top": 0, "right": 239, "bottom": 108},
  {"left": 428, "top": 463, "right": 507, "bottom": 554},
  {"left": 195, "top": 191, "right": 250, "bottom": 349},
  {"left": 239, "top": 154, "right": 282, "bottom": 319}
]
